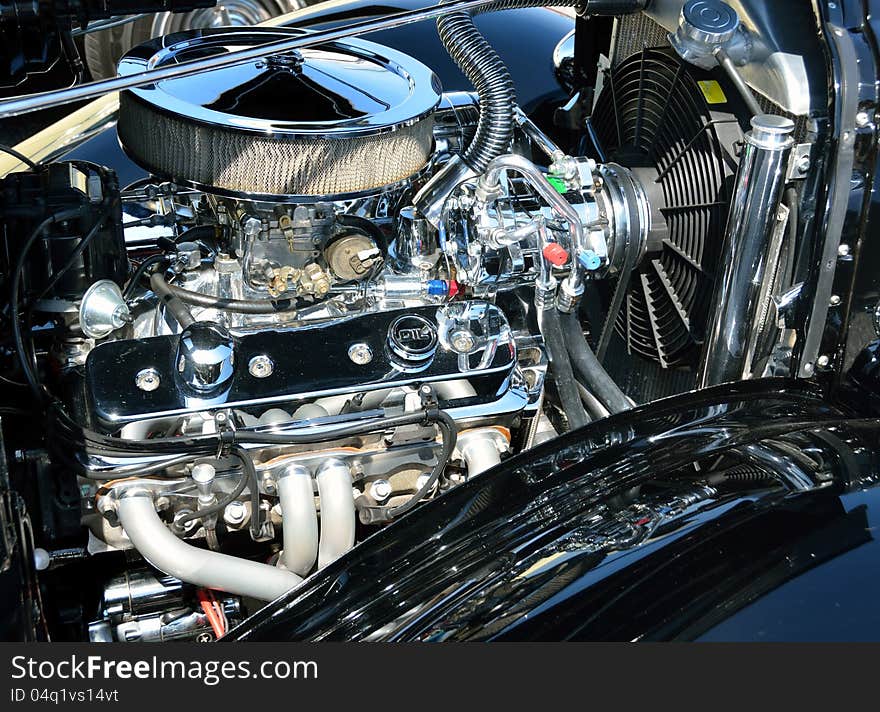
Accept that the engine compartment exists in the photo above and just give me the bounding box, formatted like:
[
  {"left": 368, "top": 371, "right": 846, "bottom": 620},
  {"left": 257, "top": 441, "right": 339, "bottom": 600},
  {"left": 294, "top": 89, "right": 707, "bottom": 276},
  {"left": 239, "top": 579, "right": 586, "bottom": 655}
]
[{"left": 0, "top": 0, "right": 855, "bottom": 642}]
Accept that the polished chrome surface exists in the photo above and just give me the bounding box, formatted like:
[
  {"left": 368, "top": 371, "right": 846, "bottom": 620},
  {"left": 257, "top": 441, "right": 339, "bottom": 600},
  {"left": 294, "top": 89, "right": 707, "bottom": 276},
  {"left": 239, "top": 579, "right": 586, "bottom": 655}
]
[
  {"left": 0, "top": 0, "right": 500, "bottom": 118},
  {"left": 647, "top": 0, "right": 824, "bottom": 116},
  {"left": 175, "top": 321, "right": 236, "bottom": 394},
  {"left": 699, "top": 115, "right": 795, "bottom": 386},
  {"left": 117, "top": 28, "right": 442, "bottom": 198},
  {"left": 118, "top": 29, "right": 442, "bottom": 137},
  {"left": 390, "top": 207, "right": 439, "bottom": 272},
  {"left": 79, "top": 280, "right": 132, "bottom": 340}
]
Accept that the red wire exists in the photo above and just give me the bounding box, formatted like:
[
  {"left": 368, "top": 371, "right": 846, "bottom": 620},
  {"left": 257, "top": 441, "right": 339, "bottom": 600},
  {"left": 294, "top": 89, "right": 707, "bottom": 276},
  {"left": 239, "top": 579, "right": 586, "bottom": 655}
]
[{"left": 197, "top": 589, "right": 225, "bottom": 639}]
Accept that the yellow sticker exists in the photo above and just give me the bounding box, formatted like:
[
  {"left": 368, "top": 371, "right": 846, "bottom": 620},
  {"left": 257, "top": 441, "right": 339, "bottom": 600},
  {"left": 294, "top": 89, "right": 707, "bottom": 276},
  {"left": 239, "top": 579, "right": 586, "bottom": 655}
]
[{"left": 698, "top": 80, "right": 728, "bottom": 105}]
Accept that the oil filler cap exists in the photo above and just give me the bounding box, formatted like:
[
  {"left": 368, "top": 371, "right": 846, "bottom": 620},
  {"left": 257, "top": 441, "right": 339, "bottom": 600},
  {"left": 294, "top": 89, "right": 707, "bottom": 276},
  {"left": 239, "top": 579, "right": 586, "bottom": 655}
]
[{"left": 387, "top": 314, "right": 438, "bottom": 366}]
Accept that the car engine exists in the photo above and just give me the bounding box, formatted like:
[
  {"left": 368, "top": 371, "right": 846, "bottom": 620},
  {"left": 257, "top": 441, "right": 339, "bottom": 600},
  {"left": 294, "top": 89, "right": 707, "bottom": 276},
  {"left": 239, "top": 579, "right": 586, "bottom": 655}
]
[{"left": 0, "top": 0, "right": 844, "bottom": 641}]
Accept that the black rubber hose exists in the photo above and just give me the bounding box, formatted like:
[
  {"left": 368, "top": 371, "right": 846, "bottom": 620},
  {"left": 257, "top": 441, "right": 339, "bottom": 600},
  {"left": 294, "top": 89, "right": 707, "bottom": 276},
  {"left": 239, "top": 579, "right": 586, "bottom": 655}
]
[
  {"left": 357, "top": 411, "right": 457, "bottom": 523},
  {"left": 541, "top": 308, "right": 590, "bottom": 430},
  {"left": 0, "top": 144, "right": 38, "bottom": 170},
  {"left": 123, "top": 254, "right": 168, "bottom": 300},
  {"left": 561, "top": 311, "right": 631, "bottom": 414},
  {"left": 176, "top": 448, "right": 252, "bottom": 528},
  {"left": 56, "top": 405, "right": 444, "bottom": 463},
  {"left": 160, "top": 279, "right": 295, "bottom": 315},
  {"left": 437, "top": 0, "right": 580, "bottom": 174},
  {"left": 386, "top": 411, "right": 457, "bottom": 519},
  {"left": 149, "top": 272, "right": 195, "bottom": 328}
]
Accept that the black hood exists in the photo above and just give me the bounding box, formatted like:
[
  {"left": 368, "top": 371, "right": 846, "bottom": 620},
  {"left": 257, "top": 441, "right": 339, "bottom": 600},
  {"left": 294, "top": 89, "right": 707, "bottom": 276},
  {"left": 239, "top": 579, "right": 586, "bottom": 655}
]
[{"left": 227, "top": 379, "right": 880, "bottom": 641}]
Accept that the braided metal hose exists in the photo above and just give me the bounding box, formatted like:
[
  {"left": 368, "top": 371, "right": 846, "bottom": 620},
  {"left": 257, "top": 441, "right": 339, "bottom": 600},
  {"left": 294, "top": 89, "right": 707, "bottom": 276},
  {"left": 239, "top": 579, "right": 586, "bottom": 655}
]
[{"left": 437, "top": 0, "right": 581, "bottom": 173}]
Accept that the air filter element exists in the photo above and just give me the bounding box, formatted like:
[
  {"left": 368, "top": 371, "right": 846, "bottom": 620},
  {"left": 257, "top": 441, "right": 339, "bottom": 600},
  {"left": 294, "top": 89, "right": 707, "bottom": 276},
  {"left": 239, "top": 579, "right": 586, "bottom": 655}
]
[{"left": 117, "top": 28, "right": 442, "bottom": 200}]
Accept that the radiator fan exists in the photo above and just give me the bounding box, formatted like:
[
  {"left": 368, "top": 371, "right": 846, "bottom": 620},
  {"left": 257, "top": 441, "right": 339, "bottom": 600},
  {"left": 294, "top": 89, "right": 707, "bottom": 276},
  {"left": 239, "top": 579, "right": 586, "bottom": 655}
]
[{"left": 591, "top": 48, "right": 733, "bottom": 369}]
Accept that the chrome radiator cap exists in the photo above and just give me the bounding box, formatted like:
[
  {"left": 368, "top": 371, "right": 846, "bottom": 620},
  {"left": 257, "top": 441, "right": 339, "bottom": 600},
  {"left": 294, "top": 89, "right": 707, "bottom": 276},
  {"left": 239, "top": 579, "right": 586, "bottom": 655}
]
[{"left": 117, "top": 28, "right": 442, "bottom": 201}]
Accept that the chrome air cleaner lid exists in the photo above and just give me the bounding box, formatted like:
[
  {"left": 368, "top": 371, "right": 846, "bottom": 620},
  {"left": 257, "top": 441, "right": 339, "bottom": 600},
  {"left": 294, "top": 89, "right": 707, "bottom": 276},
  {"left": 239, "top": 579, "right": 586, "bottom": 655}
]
[{"left": 117, "top": 28, "right": 442, "bottom": 200}]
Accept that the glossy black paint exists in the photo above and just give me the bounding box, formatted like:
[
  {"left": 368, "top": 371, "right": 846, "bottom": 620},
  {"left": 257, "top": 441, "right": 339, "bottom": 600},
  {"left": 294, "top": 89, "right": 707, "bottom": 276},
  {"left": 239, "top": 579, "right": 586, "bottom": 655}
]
[
  {"left": 796, "top": 0, "right": 880, "bottom": 384},
  {"left": 61, "top": 0, "right": 574, "bottom": 178},
  {"left": 228, "top": 379, "right": 880, "bottom": 641}
]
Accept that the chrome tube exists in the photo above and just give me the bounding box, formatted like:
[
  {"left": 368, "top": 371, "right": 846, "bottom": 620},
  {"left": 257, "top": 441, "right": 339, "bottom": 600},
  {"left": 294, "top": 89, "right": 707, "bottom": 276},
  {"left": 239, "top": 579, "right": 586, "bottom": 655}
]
[
  {"left": 699, "top": 115, "right": 795, "bottom": 387},
  {"left": 315, "top": 459, "right": 356, "bottom": 569},
  {"left": 514, "top": 107, "right": 562, "bottom": 160},
  {"left": 478, "top": 153, "right": 587, "bottom": 311},
  {"left": 116, "top": 492, "right": 301, "bottom": 601},
  {"left": 0, "top": 0, "right": 501, "bottom": 119},
  {"left": 277, "top": 465, "right": 319, "bottom": 577}
]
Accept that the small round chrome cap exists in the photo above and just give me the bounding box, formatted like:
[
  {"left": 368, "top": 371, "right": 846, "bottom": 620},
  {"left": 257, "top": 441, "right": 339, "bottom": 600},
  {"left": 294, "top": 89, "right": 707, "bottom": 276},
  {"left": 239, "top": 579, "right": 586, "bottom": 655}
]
[
  {"left": 748, "top": 114, "right": 797, "bottom": 150},
  {"left": 680, "top": 0, "right": 740, "bottom": 45},
  {"left": 386, "top": 314, "right": 438, "bottom": 366},
  {"left": 175, "top": 321, "right": 235, "bottom": 394}
]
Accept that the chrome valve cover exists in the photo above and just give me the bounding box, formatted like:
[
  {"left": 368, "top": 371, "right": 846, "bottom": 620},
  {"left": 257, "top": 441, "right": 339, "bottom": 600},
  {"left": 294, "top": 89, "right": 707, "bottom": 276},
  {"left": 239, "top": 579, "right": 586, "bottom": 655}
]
[{"left": 85, "top": 301, "right": 517, "bottom": 427}]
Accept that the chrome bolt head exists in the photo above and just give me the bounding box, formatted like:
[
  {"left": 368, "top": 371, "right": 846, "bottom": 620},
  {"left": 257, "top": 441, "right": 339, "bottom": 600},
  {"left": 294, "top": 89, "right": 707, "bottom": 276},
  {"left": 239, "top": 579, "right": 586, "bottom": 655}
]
[
  {"left": 348, "top": 343, "right": 373, "bottom": 365},
  {"left": 248, "top": 354, "right": 274, "bottom": 378},
  {"left": 135, "top": 368, "right": 161, "bottom": 392},
  {"left": 450, "top": 329, "right": 477, "bottom": 354}
]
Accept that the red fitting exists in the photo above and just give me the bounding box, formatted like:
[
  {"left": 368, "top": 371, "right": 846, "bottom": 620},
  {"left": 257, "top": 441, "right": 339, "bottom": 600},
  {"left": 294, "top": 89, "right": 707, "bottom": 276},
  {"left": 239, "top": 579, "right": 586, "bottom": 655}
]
[{"left": 542, "top": 243, "right": 569, "bottom": 267}]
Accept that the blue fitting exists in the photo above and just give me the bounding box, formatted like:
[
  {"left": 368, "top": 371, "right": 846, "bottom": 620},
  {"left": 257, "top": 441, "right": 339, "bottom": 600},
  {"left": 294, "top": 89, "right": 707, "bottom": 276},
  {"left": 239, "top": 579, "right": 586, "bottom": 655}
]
[
  {"left": 578, "top": 250, "right": 603, "bottom": 271},
  {"left": 426, "top": 279, "right": 448, "bottom": 296}
]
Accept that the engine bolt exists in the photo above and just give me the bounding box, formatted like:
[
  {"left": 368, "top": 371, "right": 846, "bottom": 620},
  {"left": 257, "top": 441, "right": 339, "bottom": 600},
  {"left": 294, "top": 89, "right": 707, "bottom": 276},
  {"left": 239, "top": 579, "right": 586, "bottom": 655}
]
[
  {"left": 817, "top": 354, "right": 831, "bottom": 368},
  {"left": 450, "top": 329, "right": 476, "bottom": 354},
  {"left": 829, "top": 295, "right": 842, "bottom": 306},
  {"left": 856, "top": 111, "right": 871, "bottom": 128},
  {"left": 370, "top": 479, "right": 393, "bottom": 502},
  {"left": 348, "top": 343, "right": 373, "bottom": 365},
  {"left": 135, "top": 368, "right": 161, "bottom": 392},
  {"left": 838, "top": 244, "right": 851, "bottom": 257},
  {"left": 224, "top": 501, "right": 249, "bottom": 527},
  {"left": 796, "top": 155, "right": 811, "bottom": 175},
  {"left": 261, "top": 473, "right": 277, "bottom": 496},
  {"left": 248, "top": 355, "right": 274, "bottom": 378}
]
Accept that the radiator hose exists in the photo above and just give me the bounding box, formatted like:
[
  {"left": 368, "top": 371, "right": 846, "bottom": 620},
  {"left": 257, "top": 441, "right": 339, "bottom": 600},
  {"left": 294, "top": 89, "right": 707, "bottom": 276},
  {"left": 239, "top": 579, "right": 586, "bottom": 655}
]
[
  {"left": 561, "top": 311, "right": 631, "bottom": 414},
  {"left": 437, "top": 0, "right": 581, "bottom": 174},
  {"left": 541, "top": 308, "right": 590, "bottom": 431}
]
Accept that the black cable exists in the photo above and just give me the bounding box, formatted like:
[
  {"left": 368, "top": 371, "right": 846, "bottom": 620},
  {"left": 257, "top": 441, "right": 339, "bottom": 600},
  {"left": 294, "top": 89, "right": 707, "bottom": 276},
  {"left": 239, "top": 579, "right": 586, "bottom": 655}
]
[
  {"left": 228, "top": 411, "right": 432, "bottom": 447},
  {"left": 237, "top": 446, "right": 263, "bottom": 540},
  {"left": 541, "top": 308, "right": 590, "bottom": 430},
  {"left": 33, "top": 201, "right": 116, "bottom": 302},
  {"left": 11, "top": 209, "right": 82, "bottom": 403},
  {"left": 386, "top": 411, "right": 457, "bottom": 520},
  {"left": 357, "top": 411, "right": 457, "bottom": 523},
  {"left": 161, "top": 278, "right": 295, "bottom": 315},
  {"left": 51, "top": 401, "right": 436, "bottom": 462},
  {"left": 76, "top": 453, "right": 198, "bottom": 481},
  {"left": 561, "top": 311, "right": 631, "bottom": 415},
  {"left": 123, "top": 254, "right": 168, "bottom": 300},
  {"left": 0, "top": 144, "right": 38, "bottom": 170},
  {"left": 175, "top": 450, "right": 251, "bottom": 528},
  {"left": 149, "top": 272, "right": 195, "bottom": 328}
]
